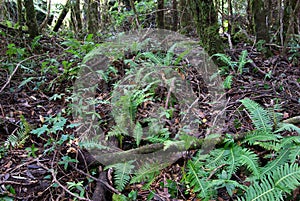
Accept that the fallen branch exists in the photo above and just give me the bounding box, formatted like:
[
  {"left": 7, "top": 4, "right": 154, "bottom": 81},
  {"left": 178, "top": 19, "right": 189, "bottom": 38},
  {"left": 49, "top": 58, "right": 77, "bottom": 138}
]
[{"left": 0, "top": 55, "right": 43, "bottom": 93}]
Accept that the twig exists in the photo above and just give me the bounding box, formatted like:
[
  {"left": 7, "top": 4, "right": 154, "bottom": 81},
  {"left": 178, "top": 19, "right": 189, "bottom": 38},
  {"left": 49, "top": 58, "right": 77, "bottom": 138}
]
[
  {"left": 206, "top": 164, "right": 227, "bottom": 180},
  {"left": 69, "top": 162, "right": 121, "bottom": 195},
  {"left": 0, "top": 55, "right": 42, "bottom": 93},
  {"left": 37, "top": 158, "right": 91, "bottom": 201}
]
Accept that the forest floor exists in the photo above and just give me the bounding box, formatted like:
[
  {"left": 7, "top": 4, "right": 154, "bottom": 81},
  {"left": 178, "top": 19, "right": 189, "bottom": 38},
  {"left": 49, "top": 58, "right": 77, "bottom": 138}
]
[{"left": 0, "top": 31, "right": 299, "bottom": 201}]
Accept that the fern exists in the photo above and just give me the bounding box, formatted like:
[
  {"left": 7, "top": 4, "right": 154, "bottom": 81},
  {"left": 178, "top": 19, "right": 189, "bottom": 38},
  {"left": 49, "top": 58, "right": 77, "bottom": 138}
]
[
  {"left": 105, "top": 160, "right": 135, "bottom": 191},
  {"left": 238, "top": 50, "right": 252, "bottom": 74},
  {"left": 239, "top": 148, "right": 260, "bottom": 176},
  {"left": 240, "top": 98, "right": 273, "bottom": 132},
  {"left": 130, "top": 162, "right": 166, "bottom": 189},
  {"left": 223, "top": 74, "right": 233, "bottom": 89},
  {"left": 240, "top": 163, "right": 300, "bottom": 201},
  {"left": 276, "top": 122, "right": 300, "bottom": 134},
  {"left": 242, "top": 130, "right": 281, "bottom": 146},
  {"left": 260, "top": 148, "right": 291, "bottom": 177},
  {"left": 5, "top": 115, "right": 30, "bottom": 148},
  {"left": 289, "top": 144, "right": 300, "bottom": 161},
  {"left": 185, "top": 160, "right": 213, "bottom": 200}
]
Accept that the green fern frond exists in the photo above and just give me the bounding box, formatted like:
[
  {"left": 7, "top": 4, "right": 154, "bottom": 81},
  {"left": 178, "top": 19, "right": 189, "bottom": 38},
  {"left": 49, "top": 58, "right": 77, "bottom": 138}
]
[
  {"left": 186, "top": 160, "right": 212, "bottom": 200},
  {"left": 260, "top": 148, "right": 291, "bottom": 177},
  {"left": 240, "top": 163, "right": 300, "bottom": 201},
  {"left": 289, "top": 144, "right": 300, "bottom": 162},
  {"left": 206, "top": 148, "right": 227, "bottom": 168},
  {"left": 242, "top": 130, "right": 281, "bottom": 146},
  {"left": 238, "top": 50, "right": 252, "bottom": 74},
  {"left": 240, "top": 98, "right": 273, "bottom": 132},
  {"left": 239, "top": 175, "right": 285, "bottom": 201},
  {"left": 5, "top": 115, "right": 30, "bottom": 148},
  {"left": 274, "top": 163, "right": 300, "bottom": 192},
  {"left": 276, "top": 123, "right": 300, "bottom": 134},
  {"left": 211, "top": 53, "right": 236, "bottom": 68},
  {"left": 130, "top": 162, "right": 165, "bottom": 189},
  {"left": 105, "top": 160, "right": 135, "bottom": 191},
  {"left": 223, "top": 75, "right": 233, "bottom": 89},
  {"left": 275, "top": 136, "right": 300, "bottom": 150},
  {"left": 239, "top": 148, "right": 260, "bottom": 176}
]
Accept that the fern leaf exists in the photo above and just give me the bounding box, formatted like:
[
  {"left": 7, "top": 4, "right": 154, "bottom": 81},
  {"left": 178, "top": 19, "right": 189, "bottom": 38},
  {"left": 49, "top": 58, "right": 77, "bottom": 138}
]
[
  {"left": 239, "top": 148, "right": 260, "bottom": 176},
  {"left": 130, "top": 162, "right": 164, "bottom": 189},
  {"left": 223, "top": 75, "right": 233, "bottom": 89},
  {"left": 274, "top": 163, "right": 300, "bottom": 192},
  {"left": 240, "top": 98, "right": 273, "bottom": 132},
  {"left": 260, "top": 148, "right": 290, "bottom": 177},
  {"left": 238, "top": 50, "right": 252, "bottom": 74},
  {"left": 240, "top": 163, "right": 300, "bottom": 201},
  {"left": 240, "top": 176, "right": 285, "bottom": 201},
  {"left": 242, "top": 130, "right": 281, "bottom": 146},
  {"left": 276, "top": 123, "right": 300, "bottom": 134},
  {"left": 105, "top": 160, "right": 135, "bottom": 191},
  {"left": 289, "top": 144, "right": 300, "bottom": 162},
  {"left": 186, "top": 160, "right": 211, "bottom": 199}
]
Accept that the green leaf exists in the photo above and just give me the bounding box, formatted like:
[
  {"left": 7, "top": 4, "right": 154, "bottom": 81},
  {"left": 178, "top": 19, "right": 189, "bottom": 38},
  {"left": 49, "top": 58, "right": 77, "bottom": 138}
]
[{"left": 31, "top": 125, "right": 49, "bottom": 137}]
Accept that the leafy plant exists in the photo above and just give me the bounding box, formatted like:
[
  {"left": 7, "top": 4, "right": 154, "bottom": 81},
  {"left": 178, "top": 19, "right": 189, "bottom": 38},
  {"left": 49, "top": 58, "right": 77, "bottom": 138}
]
[
  {"left": 59, "top": 156, "right": 79, "bottom": 170},
  {"left": 105, "top": 160, "right": 135, "bottom": 191},
  {"left": 66, "top": 181, "right": 85, "bottom": 198},
  {"left": 184, "top": 98, "right": 300, "bottom": 200},
  {"left": 25, "top": 144, "right": 39, "bottom": 158},
  {"left": 212, "top": 50, "right": 252, "bottom": 89},
  {"left": 4, "top": 115, "right": 31, "bottom": 149}
]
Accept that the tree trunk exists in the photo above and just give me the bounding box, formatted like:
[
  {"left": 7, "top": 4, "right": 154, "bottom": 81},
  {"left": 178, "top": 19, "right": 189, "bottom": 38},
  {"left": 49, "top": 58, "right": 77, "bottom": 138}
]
[
  {"left": 72, "top": 0, "right": 83, "bottom": 31},
  {"left": 179, "top": 0, "right": 192, "bottom": 34},
  {"left": 17, "top": 0, "right": 23, "bottom": 34},
  {"left": 283, "top": 0, "right": 300, "bottom": 54},
  {"left": 87, "top": 0, "right": 100, "bottom": 34},
  {"left": 189, "top": 0, "right": 224, "bottom": 55},
  {"left": 250, "top": 0, "right": 269, "bottom": 42},
  {"left": 157, "top": 0, "right": 164, "bottom": 29},
  {"left": 228, "top": 0, "right": 233, "bottom": 34},
  {"left": 24, "top": 0, "right": 39, "bottom": 38},
  {"left": 53, "top": 0, "right": 71, "bottom": 32},
  {"left": 172, "top": 0, "right": 178, "bottom": 31}
]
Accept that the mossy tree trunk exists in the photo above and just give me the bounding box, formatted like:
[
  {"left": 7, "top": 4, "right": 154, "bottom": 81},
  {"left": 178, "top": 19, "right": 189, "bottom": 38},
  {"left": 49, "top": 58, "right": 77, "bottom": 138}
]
[
  {"left": 189, "top": 0, "right": 224, "bottom": 55},
  {"left": 250, "top": 0, "right": 269, "bottom": 42},
  {"left": 87, "top": 0, "right": 100, "bottom": 34},
  {"left": 172, "top": 0, "right": 178, "bottom": 31},
  {"left": 24, "top": 0, "right": 39, "bottom": 38},
  {"left": 157, "top": 0, "right": 164, "bottom": 29},
  {"left": 283, "top": 0, "right": 298, "bottom": 42},
  {"left": 71, "top": 0, "right": 82, "bottom": 32},
  {"left": 17, "top": 0, "right": 23, "bottom": 34},
  {"left": 179, "top": 0, "right": 192, "bottom": 34}
]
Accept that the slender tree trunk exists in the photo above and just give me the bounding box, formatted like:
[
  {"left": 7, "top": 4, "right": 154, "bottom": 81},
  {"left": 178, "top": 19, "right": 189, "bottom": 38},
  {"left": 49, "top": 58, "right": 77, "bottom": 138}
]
[
  {"left": 283, "top": 0, "right": 300, "bottom": 54},
  {"left": 179, "top": 0, "right": 192, "bottom": 33},
  {"left": 250, "top": 0, "right": 269, "bottom": 42},
  {"left": 172, "top": 0, "right": 178, "bottom": 31},
  {"left": 129, "top": 0, "right": 140, "bottom": 28},
  {"left": 157, "top": 0, "right": 164, "bottom": 29},
  {"left": 228, "top": 0, "right": 233, "bottom": 34},
  {"left": 53, "top": 0, "right": 71, "bottom": 32},
  {"left": 72, "top": 0, "right": 82, "bottom": 31},
  {"left": 24, "top": 0, "right": 39, "bottom": 38},
  {"left": 189, "top": 0, "right": 224, "bottom": 55},
  {"left": 17, "top": 0, "right": 22, "bottom": 34}
]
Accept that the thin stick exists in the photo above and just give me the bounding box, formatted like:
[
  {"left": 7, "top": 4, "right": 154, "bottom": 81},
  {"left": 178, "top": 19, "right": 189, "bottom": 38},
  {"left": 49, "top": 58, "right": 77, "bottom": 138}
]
[{"left": 0, "top": 55, "right": 42, "bottom": 93}]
